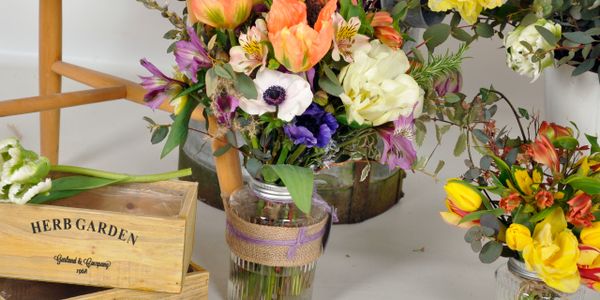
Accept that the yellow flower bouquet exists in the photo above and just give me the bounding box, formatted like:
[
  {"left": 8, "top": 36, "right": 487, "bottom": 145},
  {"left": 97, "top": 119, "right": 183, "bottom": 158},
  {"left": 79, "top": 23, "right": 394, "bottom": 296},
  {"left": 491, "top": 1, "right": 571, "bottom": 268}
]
[{"left": 439, "top": 93, "right": 600, "bottom": 296}]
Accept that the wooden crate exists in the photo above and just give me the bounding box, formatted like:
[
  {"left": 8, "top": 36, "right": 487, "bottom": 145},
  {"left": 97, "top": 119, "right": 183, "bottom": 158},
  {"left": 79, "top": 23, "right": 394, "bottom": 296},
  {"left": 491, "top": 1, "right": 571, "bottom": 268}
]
[
  {"left": 0, "top": 181, "right": 197, "bottom": 293},
  {"left": 0, "top": 263, "right": 209, "bottom": 300}
]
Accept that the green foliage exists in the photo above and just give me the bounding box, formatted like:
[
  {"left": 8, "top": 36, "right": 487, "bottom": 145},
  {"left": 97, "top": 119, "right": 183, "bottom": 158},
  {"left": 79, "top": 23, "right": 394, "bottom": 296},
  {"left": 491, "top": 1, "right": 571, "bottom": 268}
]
[
  {"left": 266, "top": 165, "right": 315, "bottom": 214},
  {"left": 161, "top": 99, "right": 199, "bottom": 158},
  {"left": 410, "top": 44, "right": 468, "bottom": 89}
]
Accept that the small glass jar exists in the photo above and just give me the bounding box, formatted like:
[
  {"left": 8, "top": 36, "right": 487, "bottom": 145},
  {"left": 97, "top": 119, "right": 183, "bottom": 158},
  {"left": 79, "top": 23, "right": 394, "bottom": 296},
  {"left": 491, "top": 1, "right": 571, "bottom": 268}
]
[
  {"left": 227, "top": 179, "right": 328, "bottom": 300},
  {"left": 495, "top": 258, "right": 586, "bottom": 300}
]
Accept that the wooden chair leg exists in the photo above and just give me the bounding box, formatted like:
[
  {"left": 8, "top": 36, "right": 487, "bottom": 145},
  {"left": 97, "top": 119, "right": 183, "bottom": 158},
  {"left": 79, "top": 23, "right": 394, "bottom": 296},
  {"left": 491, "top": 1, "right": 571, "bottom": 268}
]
[
  {"left": 39, "top": 0, "right": 62, "bottom": 164},
  {"left": 208, "top": 116, "right": 243, "bottom": 201}
]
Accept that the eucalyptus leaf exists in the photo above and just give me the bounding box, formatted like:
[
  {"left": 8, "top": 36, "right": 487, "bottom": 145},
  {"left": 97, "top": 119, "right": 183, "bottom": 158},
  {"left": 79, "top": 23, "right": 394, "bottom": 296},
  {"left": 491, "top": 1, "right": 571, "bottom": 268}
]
[
  {"left": 535, "top": 25, "right": 559, "bottom": 45},
  {"left": 563, "top": 31, "right": 595, "bottom": 44},
  {"left": 475, "top": 23, "right": 494, "bottom": 38},
  {"left": 235, "top": 73, "right": 258, "bottom": 99},
  {"left": 213, "top": 144, "right": 233, "bottom": 157},
  {"left": 479, "top": 241, "right": 503, "bottom": 264},
  {"left": 423, "top": 24, "right": 451, "bottom": 52},
  {"left": 453, "top": 132, "right": 467, "bottom": 157},
  {"left": 318, "top": 76, "right": 344, "bottom": 97},
  {"left": 151, "top": 126, "right": 169, "bottom": 144},
  {"left": 572, "top": 59, "right": 595, "bottom": 76}
]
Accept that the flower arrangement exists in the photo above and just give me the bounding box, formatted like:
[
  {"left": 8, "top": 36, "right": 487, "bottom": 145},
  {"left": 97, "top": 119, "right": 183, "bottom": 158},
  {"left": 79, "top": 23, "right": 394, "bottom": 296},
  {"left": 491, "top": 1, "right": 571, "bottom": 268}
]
[
  {"left": 0, "top": 138, "right": 190, "bottom": 205},
  {"left": 422, "top": 0, "right": 599, "bottom": 80},
  {"left": 438, "top": 89, "right": 600, "bottom": 294},
  {"left": 137, "top": 0, "right": 467, "bottom": 212}
]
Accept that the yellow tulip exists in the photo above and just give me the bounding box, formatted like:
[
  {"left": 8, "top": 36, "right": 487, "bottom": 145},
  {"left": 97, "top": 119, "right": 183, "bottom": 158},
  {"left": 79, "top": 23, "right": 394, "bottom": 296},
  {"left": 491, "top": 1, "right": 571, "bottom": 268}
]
[
  {"left": 506, "top": 224, "right": 533, "bottom": 251},
  {"left": 581, "top": 222, "right": 600, "bottom": 249},
  {"left": 522, "top": 208, "right": 581, "bottom": 293},
  {"left": 187, "top": 0, "right": 253, "bottom": 29},
  {"left": 440, "top": 179, "right": 483, "bottom": 228}
]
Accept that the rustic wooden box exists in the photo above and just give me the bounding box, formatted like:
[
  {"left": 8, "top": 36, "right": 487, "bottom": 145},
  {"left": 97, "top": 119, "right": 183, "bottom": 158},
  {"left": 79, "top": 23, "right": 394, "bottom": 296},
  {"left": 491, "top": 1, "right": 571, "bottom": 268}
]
[
  {"left": 0, "top": 181, "right": 197, "bottom": 293},
  {"left": 0, "top": 263, "right": 209, "bottom": 299}
]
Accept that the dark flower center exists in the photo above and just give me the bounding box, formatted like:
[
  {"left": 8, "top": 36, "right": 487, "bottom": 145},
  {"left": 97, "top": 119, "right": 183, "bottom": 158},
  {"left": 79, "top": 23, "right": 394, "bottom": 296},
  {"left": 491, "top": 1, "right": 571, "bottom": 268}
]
[{"left": 263, "top": 85, "right": 286, "bottom": 106}]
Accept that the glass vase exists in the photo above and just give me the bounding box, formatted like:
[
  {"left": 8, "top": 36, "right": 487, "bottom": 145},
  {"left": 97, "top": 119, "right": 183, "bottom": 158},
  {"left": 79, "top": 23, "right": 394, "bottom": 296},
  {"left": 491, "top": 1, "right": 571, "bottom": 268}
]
[
  {"left": 226, "top": 179, "right": 329, "bottom": 300},
  {"left": 495, "top": 258, "right": 586, "bottom": 300}
]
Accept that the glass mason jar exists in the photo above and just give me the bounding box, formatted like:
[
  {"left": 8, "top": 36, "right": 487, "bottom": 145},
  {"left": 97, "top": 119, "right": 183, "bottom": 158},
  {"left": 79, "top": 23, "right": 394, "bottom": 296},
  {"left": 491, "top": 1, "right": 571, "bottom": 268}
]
[
  {"left": 496, "top": 258, "right": 586, "bottom": 300},
  {"left": 227, "top": 179, "right": 329, "bottom": 300}
]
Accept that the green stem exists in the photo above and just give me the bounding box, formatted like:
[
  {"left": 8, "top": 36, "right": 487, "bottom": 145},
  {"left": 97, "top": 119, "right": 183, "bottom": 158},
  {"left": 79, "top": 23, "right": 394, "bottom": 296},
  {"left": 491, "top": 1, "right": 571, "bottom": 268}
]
[
  {"left": 251, "top": 135, "right": 260, "bottom": 149},
  {"left": 276, "top": 146, "right": 290, "bottom": 165},
  {"left": 286, "top": 145, "right": 306, "bottom": 164},
  {"left": 50, "top": 165, "right": 192, "bottom": 183},
  {"left": 227, "top": 29, "right": 237, "bottom": 47}
]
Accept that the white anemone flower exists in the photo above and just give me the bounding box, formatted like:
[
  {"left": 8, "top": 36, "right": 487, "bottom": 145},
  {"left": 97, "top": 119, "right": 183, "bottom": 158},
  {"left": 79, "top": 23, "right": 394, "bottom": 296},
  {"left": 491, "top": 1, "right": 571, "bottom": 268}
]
[{"left": 239, "top": 69, "right": 313, "bottom": 122}]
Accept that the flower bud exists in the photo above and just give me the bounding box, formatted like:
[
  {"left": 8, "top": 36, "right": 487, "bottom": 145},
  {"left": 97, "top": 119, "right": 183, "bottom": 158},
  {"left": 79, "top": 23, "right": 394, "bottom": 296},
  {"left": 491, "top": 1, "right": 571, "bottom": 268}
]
[{"left": 506, "top": 223, "right": 533, "bottom": 251}]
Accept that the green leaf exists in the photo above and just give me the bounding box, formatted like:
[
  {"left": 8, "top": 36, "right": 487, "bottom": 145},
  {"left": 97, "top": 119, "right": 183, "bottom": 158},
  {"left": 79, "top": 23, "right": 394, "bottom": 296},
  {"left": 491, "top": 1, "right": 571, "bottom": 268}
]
[
  {"left": 161, "top": 100, "right": 198, "bottom": 158},
  {"left": 479, "top": 241, "right": 503, "bottom": 264},
  {"left": 30, "top": 190, "right": 83, "bottom": 204},
  {"left": 151, "top": 126, "right": 169, "bottom": 144},
  {"left": 563, "top": 32, "right": 595, "bottom": 44},
  {"left": 318, "top": 76, "right": 344, "bottom": 97},
  {"left": 163, "top": 29, "right": 179, "bottom": 39},
  {"left": 50, "top": 176, "right": 126, "bottom": 192},
  {"left": 415, "top": 120, "right": 426, "bottom": 147},
  {"left": 444, "top": 93, "right": 461, "bottom": 103},
  {"left": 423, "top": 24, "right": 451, "bottom": 52},
  {"left": 459, "top": 208, "right": 504, "bottom": 224},
  {"left": 563, "top": 176, "right": 600, "bottom": 195},
  {"left": 572, "top": 59, "right": 595, "bottom": 76},
  {"left": 553, "top": 136, "right": 579, "bottom": 150},
  {"left": 266, "top": 165, "right": 314, "bottom": 214},
  {"left": 520, "top": 14, "right": 538, "bottom": 27},
  {"left": 214, "top": 64, "right": 234, "bottom": 80},
  {"left": 213, "top": 144, "right": 232, "bottom": 157},
  {"left": 518, "top": 108, "right": 530, "bottom": 120},
  {"left": 143, "top": 116, "right": 156, "bottom": 125},
  {"left": 475, "top": 23, "right": 494, "bottom": 38},
  {"left": 451, "top": 27, "right": 473, "bottom": 43},
  {"left": 585, "top": 134, "right": 600, "bottom": 153},
  {"left": 535, "top": 25, "right": 559, "bottom": 45},
  {"left": 434, "top": 160, "right": 445, "bottom": 175},
  {"left": 529, "top": 206, "right": 557, "bottom": 223},
  {"left": 473, "top": 129, "right": 489, "bottom": 144},
  {"left": 235, "top": 73, "right": 258, "bottom": 99},
  {"left": 453, "top": 132, "right": 467, "bottom": 157},
  {"left": 322, "top": 63, "right": 340, "bottom": 85},
  {"left": 491, "top": 155, "right": 512, "bottom": 186}
]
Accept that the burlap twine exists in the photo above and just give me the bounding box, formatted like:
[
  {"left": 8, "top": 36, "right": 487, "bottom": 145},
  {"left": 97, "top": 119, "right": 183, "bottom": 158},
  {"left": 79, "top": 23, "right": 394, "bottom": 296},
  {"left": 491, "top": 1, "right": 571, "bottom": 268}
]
[{"left": 225, "top": 198, "right": 329, "bottom": 267}]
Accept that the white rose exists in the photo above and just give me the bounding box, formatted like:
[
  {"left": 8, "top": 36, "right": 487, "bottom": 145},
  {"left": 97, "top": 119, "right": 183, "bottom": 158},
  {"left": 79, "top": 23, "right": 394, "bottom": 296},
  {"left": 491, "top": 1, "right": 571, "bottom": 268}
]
[
  {"left": 339, "top": 40, "right": 423, "bottom": 126},
  {"left": 504, "top": 19, "right": 561, "bottom": 81}
]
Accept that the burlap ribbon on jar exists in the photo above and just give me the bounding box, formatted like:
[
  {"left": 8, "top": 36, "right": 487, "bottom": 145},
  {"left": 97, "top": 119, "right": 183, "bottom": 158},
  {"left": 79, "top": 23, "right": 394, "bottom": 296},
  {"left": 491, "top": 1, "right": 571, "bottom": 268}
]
[{"left": 225, "top": 201, "right": 329, "bottom": 267}]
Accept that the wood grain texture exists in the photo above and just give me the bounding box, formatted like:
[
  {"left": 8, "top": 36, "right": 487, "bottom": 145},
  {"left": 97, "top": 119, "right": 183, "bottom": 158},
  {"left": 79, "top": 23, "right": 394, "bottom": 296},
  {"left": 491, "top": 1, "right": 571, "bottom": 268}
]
[
  {"left": 0, "top": 181, "right": 197, "bottom": 293},
  {"left": 207, "top": 116, "right": 243, "bottom": 202},
  {"left": 39, "top": 0, "right": 63, "bottom": 164},
  {"left": 51, "top": 62, "right": 205, "bottom": 121},
  {"left": 0, "top": 264, "right": 208, "bottom": 300},
  {"left": 0, "top": 87, "right": 126, "bottom": 117}
]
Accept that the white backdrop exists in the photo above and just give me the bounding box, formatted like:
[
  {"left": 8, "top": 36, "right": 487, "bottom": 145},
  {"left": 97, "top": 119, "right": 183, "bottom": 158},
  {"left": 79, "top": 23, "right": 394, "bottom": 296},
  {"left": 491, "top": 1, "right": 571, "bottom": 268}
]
[{"left": 3, "top": 1, "right": 593, "bottom": 300}]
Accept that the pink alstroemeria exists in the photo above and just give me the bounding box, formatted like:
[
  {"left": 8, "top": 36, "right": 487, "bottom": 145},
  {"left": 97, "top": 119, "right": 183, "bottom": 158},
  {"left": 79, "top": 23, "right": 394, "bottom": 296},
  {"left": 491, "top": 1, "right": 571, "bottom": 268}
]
[
  {"left": 139, "top": 58, "right": 186, "bottom": 110},
  {"left": 174, "top": 27, "right": 212, "bottom": 83},
  {"left": 229, "top": 19, "right": 269, "bottom": 75},
  {"left": 378, "top": 111, "right": 417, "bottom": 170},
  {"left": 331, "top": 13, "right": 370, "bottom": 63}
]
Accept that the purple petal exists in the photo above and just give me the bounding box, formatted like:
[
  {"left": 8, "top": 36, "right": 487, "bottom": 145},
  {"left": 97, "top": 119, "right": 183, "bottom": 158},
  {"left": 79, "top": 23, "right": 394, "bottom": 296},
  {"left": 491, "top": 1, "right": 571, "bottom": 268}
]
[{"left": 284, "top": 125, "right": 318, "bottom": 147}]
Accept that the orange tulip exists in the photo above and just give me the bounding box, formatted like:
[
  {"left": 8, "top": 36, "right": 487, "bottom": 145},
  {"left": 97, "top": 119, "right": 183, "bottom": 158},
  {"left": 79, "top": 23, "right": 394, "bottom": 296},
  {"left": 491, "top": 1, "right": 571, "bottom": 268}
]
[
  {"left": 267, "top": 0, "right": 336, "bottom": 73},
  {"left": 187, "top": 0, "right": 253, "bottom": 29},
  {"left": 528, "top": 135, "right": 561, "bottom": 174},
  {"left": 538, "top": 121, "right": 573, "bottom": 141},
  {"left": 368, "top": 12, "right": 402, "bottom": 49}
]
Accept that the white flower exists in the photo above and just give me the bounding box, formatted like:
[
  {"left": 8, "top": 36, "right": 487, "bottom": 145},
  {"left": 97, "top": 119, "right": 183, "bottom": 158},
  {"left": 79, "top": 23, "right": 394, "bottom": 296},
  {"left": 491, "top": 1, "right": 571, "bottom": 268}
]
[
  {"left": 339, "top": 40, "right": 423, "bottom": 126},
  {"left": 332, "top": 13, "right": 371, "bottom": 63},
  {"left": 0, "top": 138, "right": 52, "bottom": 205},
  {"left": 504, "top": 19, "right": 561, "bottom": 82},
  {"left": 239, "top": 69, "right": 313, "bottom": 122},
  {"left": 229, "top": 19, "right": 269, "bottom": 75}
]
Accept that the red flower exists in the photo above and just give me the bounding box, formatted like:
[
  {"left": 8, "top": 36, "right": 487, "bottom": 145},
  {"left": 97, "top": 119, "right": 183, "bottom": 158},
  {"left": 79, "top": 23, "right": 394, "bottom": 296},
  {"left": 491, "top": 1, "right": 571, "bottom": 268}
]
[
  {"left": 567, "top": 192, "right": 595, "bottom": 227},
  {"left": 528, "top": 135, "right": 561, "bottom": 174},
  {"left": 535, "top": 190, "right": 554, "bottom": 209},
  {"left": 538, "top": 121, "right": 572, "bottom": 141},
  {"left": 368, "top": 12, "right": 403, "bottom": 49},
  {"left": 500, "top": 193, "right": 523, "bottom": 213}
]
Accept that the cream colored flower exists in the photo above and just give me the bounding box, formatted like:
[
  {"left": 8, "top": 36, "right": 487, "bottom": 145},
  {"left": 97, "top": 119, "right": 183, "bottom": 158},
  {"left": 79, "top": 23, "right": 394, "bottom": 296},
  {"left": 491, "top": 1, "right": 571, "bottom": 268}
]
[
  {"left": 504, "top": 19, "right": 561, "bottom": 81},
  {"left": 339, "top": 40, "right": 423, "bottom": 126},
  {"left": 229, "top": 19, "right": 269, "bottom": 75}
]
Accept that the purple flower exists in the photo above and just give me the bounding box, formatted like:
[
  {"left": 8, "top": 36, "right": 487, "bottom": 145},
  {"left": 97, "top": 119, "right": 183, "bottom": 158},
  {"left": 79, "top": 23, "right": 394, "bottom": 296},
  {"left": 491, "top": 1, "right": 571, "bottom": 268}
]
[
  {"left": 434, "top": 70, "right": 462, "bottom": 97},
  {"left": 214, "top": 93, "right": 239, "bottom": 127},
  {"left": 174, "top": 27, "right": 212, "bottom": 83},
  {"left": 378, "top": 111, "right": 417, "bottom": 170},
  {"left": 284, "top": 103, "right": 338, "bottom": 148},
  {"left": 139, "top": 58, "right": 185, "bottom": 109}
]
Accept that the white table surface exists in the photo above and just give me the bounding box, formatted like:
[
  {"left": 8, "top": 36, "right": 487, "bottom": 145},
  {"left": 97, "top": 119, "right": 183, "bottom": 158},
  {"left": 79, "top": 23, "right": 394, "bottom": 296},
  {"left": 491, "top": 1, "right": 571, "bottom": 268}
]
[{"left": 1, "top": 1, "right": 597, "bottom": 298}]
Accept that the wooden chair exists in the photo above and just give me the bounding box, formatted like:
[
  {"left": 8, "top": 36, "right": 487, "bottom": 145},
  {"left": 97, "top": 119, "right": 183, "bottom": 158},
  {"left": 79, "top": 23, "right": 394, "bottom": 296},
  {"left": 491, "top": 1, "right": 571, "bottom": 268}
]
[{"left": 0, "top": 0, "right": 243, "bottom": 199}]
